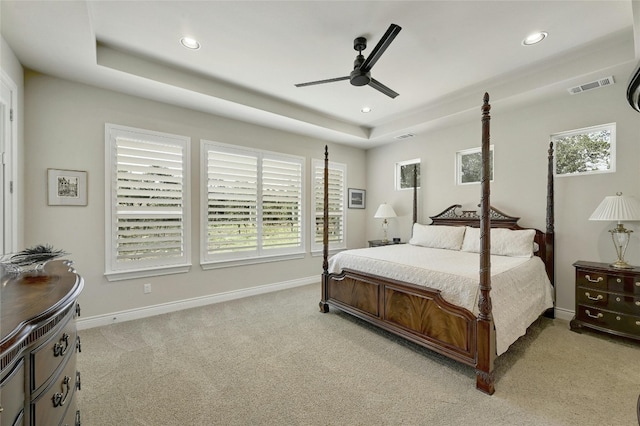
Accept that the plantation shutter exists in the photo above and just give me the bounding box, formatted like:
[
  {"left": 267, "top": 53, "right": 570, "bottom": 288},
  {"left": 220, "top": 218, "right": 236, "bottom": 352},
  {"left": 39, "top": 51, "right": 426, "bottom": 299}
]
[
  {"left": 313, "top": 159, "right": 346, "bottom": 251},
  {"left": 105, "top": 124, "right": 190, "bottom": 279},
  {"left": 205, "top": 149, "right": 258, "bottom": 255},
  {"left": 202, "top": 141, "right": 304, "bottom": 265},
  {"left": 262, "top": 156, "right": 302, "bottom": 250}
]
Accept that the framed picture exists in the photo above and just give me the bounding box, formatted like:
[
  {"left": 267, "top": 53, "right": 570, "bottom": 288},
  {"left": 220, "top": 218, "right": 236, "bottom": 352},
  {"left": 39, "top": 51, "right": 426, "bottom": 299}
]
[
  {"left": 456, "top": 145, "right": 494, "bottom": 185},
  {"left": 348, "top": 188, "right": 365, "bottom": 209},
  {"left": 47, "top": 169, "right": 88, "bottom": 206}
]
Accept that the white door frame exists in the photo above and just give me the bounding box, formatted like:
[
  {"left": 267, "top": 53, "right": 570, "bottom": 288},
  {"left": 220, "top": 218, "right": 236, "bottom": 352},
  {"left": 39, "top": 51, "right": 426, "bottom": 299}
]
[{"left": 0, "top": 70, "right": 18, "bottom": 254}]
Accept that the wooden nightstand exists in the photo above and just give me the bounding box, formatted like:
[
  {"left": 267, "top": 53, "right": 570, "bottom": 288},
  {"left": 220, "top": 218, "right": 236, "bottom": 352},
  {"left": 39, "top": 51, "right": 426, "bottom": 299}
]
[
  {"left": 570, "top": 260, "right": 640, "bottom": 341},
  {"left": 368, "top": 240, "right": 404, "bottom": 247}
]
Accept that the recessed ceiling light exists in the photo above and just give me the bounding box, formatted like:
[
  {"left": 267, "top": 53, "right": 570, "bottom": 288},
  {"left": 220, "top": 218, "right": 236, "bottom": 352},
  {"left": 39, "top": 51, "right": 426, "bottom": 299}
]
[
  {"left": 522, "top": 31, "right": 547, "bottom": 46},
  {"left": 361, "top": 107, "right": 372, "bottom": 113},
  {"left": 180, "top": 37, "right": 201, "bottom": 50}
]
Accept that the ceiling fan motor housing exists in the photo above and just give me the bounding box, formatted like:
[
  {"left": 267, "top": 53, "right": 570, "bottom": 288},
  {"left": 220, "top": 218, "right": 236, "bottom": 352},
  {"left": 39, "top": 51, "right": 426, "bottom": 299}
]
[
  {"left": 350, "top": 68, "right": 371, "bottom": 86},
  {"left": 351, "top": 53, "right": 370, "bottom": 86}
]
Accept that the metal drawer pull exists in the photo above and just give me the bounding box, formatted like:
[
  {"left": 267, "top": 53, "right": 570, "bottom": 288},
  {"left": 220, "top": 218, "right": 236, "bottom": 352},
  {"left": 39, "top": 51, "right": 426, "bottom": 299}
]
[
  {"left": 636, "top": 301, "right": 640, "bottom": 306},
  {"left": 636, "top": 321, "right": 640, "bottom": 326},
  {"left": 584, "top": 310, "right": 603, "bottom": 319},
  {"left": 616, "top": 278, "right": 622, "bottom": 283},
  {"left": 584, "top": 292, "right": 603, "bottom": 301},
  {"left": 636, "top": 282, "right": 640, "bottom": 287},
  {"left": 52, "top": 376, "right": 71, "bottom": 407},
  {"left": 53, "top": 333, "right": 69, "bottom": 357},
  {"left": 585, "top": 275, "right": 603, "bottom": 283}
]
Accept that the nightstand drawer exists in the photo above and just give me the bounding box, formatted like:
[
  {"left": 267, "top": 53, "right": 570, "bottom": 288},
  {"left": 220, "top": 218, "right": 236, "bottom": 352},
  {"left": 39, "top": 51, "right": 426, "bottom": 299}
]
[
  {"left": 576, "top": 270, "right": 607, "bottom": 290},
  {"left": 576, "top": 305, "right": 640, "bottom": 335},
  {"left": 576, "top": 288, "right": 608, "bottom": 307},
  {"left": 609, "top": 293, "right": 640, "bottom": 315},
  {"left": 608, "top": 274, "right": 640, "bottom": 294}
]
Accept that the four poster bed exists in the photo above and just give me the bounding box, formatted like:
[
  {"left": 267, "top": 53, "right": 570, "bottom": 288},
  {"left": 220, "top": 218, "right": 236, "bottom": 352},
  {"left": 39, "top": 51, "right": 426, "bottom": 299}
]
[{"left": 319, "top": 93, "right": 556, "bottom": 395}]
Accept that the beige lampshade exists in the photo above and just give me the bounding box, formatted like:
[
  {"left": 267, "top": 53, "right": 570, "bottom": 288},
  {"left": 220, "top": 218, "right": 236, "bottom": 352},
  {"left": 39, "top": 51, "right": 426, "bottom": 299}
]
[
  {"left": 374, "top": 203, "right": 397, "bottom": 219},
  {"left": 589, "top": 193, "right": 640, "bottom": 222}
]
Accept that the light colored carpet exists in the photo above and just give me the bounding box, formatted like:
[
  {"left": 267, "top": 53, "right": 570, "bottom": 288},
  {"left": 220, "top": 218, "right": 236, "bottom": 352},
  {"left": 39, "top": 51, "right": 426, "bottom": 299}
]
[{"left": 77, "top": 284, "right": 640, "bottom": 425}]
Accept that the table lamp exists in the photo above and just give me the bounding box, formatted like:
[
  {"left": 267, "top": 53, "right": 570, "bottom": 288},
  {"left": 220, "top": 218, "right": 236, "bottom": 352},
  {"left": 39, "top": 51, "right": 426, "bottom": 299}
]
[
  {"left": 589, "top": 192, "right": 640, "bottom": 268},
  {"left": 374, "top": 203, "right": 397, "bottom": 243}
]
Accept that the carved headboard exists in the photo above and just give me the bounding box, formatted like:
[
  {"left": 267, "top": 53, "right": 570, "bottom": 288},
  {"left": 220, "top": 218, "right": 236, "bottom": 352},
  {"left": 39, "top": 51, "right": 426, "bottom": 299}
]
[{"left": 429, "top": 204, "right": 549, "bottom": 271}]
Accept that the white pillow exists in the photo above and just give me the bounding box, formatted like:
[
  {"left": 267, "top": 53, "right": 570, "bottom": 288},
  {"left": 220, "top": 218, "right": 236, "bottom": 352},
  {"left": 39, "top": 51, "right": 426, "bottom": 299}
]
[
  {"left": 409, "top": 224, "right": 466, "bottom": 250},
  {"left": 461, "top": 226, "right": 535, "bottom": 258}
]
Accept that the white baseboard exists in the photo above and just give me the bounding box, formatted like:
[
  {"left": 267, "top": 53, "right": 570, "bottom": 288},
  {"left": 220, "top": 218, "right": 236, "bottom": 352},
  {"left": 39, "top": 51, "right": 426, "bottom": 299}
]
[
  {"left": 77, "top": 275, "right": 318, "bottom": 330},
  {"left": 554, "top": 307, "right": 574, "bottom": 322}
]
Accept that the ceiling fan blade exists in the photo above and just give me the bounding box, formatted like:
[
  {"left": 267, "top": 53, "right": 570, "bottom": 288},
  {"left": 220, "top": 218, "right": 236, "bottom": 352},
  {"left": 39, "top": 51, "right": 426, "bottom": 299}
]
[
  {"left": 360, "top": 24, "right": 402, "bottom": 73},
  {"left": 369, "top": 78, "right": 399, "bottom": 98},
  {"left": 295, "top": 76, "right": 350, "bottom": 87}
]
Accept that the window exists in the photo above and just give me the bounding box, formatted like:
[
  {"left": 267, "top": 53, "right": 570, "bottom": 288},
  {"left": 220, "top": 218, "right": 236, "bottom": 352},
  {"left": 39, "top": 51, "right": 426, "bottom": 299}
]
[
  {"left": 312, "top": 159, "right": 346, "bottom": 252},
  {"left": 395, "top": 159, "right": 420, "bottom": 190},
  {"left": 201, "top": 141, "right": 304, "bottom": 267},
  {"left": 105, "top": 124, "right": 191, "bottom": 281},
  {"left": 552, "top": 123, "right": 616, "bottom": 177},
  {"left": 456, "top": 146, "right": 494, "bottom": 185}
]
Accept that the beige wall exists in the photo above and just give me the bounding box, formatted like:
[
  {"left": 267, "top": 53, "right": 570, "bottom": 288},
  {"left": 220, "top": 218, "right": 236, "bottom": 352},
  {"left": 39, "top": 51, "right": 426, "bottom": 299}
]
[
  {"left": 365, "top": 79, "right": 640, "bottom": 317},
  {"left": 23, "top": 72, "right": 366, "bottom": 319}
]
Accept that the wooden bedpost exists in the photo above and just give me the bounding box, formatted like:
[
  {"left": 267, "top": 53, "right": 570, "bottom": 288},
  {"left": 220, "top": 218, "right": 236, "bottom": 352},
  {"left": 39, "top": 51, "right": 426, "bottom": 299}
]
[
  {"left": 320, "top": 145, "right": 330, "bottom": 313},
  {"left": 476, "top": 92, "right": 496, "bottom": 395},
  {"left": 413, "top": 165, "right": 418, "bottom": 226},
  {"left": 544, "top": 141, "right": 555, "bottom": 318}
]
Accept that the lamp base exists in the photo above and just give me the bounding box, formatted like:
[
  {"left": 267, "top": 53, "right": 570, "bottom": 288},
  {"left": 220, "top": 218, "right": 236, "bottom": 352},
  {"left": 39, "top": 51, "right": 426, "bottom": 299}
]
[{"left": 610, "top": 259, "right": 634, "bottom": 269}]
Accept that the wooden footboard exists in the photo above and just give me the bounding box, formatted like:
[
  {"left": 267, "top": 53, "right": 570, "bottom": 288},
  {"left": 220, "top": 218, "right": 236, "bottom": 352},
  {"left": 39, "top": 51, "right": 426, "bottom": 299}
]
[{"left": 325, "top": 269, "right": 478, "bottom": 365}]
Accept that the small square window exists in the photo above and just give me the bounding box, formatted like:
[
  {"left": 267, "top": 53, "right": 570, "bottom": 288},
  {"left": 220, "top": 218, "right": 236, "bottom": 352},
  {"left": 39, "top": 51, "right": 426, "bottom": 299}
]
[
  {"left": 552, "top": 123, "right": 616, "bottom": 177},
  {"left": 395, "top": 159, "right": 420, "bottom": 190},
  {"left": 456, "top": 146, "right": 494, "bottom": 185}
]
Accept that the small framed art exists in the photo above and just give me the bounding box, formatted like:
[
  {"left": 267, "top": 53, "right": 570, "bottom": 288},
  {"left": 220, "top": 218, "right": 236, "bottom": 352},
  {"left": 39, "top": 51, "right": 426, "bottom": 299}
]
[
  {"left": 348, "top": 188, "right": 366, "bottom": 209},
  {"left": 47, "top": 169, "right": 88, "bottom": 206}
]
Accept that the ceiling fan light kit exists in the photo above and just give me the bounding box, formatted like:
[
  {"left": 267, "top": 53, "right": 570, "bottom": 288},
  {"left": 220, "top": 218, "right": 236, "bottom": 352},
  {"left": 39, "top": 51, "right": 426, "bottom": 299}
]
[{"left": 295, "top": 23, "right": 402, "bottom": 98}]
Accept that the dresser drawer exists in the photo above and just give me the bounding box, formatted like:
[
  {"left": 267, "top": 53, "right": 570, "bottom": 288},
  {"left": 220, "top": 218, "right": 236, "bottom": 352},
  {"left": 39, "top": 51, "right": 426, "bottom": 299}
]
[
  {"left": 60, "top": 404, "right": 81, "bottom": 426},
  {"left": 30, "top": 310, "right": 77, "bottom": 393},
  {"left": 31, "top": 351, "right": 78, "bottom": 426},
  {"left": 1, "top": 358, "right": 25, "bottom": 426},
  {"left": 576, "top": 270, "right": 607, "bottom": 290},
  {"left": 576, "top": 305, "right": 640, "bottom": 336}
]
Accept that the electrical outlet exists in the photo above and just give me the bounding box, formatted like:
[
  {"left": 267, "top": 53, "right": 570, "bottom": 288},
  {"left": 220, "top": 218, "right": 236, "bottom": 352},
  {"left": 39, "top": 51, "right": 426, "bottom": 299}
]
[{"left": 143, "top": 283, "right": 152, "bottom": 294}]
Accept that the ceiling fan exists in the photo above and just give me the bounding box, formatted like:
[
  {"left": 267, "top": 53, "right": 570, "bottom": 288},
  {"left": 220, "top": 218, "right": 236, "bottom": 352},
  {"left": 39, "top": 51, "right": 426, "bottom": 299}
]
[{"left": 295, "top": 23, "right": 402, "bottom": 99}]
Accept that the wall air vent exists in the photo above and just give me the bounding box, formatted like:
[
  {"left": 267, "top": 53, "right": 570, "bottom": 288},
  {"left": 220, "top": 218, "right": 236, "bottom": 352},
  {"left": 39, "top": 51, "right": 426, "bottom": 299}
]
[
  {"left": 395, "top": 133, "right": 415, "bottom": 140},
  {"left": 568, "top": 76, "right": 615, "bottom": 95}
]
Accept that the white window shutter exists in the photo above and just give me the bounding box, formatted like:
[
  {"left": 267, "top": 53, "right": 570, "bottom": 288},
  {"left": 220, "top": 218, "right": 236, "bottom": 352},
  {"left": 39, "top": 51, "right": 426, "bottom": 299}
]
[
  {"left": 105, "top": 124, "right": 190, "bottom": 280},
  {"left": 201, "top": 141, "right": 305, "bottom": 265}
]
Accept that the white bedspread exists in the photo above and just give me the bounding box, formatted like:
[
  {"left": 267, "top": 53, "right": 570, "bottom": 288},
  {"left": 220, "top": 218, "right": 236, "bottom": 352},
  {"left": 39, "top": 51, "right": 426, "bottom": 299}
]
[{"left": 328, "top": 244, "right": 554, "bottom": 355}]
